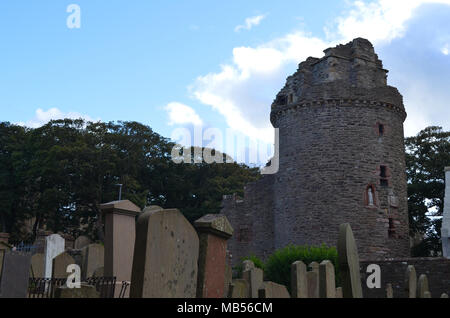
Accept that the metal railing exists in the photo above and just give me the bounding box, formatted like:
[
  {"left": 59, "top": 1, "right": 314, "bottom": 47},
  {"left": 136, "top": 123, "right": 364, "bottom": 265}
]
[{"left": 27, "top": 277, "right": 125, "bottom": 298}]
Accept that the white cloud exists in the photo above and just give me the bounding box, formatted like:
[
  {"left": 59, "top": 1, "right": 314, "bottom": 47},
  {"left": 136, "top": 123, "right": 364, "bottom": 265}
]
[
  {"left": 442, "top": 44, "right": 449, "bottom": 55},
  {"left": 17, "top": 108, "right": 98, "bottom": 128},
  {"left": 235, "top": 14, "right": 266, "bottom": 32},
  {"left": 327, "top": 0, "right": 450, "bottom": 44},
  {"left": 165, "top": 102, "right": 203, "bottom": 126}
]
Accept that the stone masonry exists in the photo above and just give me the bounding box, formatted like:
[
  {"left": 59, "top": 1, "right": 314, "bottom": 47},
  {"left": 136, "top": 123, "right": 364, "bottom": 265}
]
[{"left": 221, "top": 38, "right": 410, "bottom": 265}]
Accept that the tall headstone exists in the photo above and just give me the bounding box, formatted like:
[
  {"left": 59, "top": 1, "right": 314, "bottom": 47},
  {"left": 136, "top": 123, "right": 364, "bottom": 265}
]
[
  {"left": 306, "top": 271, "right": 319, "bottom": 298},
  {"left": 386, "top": 283, "right": 393, "bottom": 298},
  {"left": 229, "top": 279, "right": 249, "bottom": 298},
  {"left": 81, "top": 244, "right": 104, "bottom": 280},
  {"left": 242, "top": 263, "right": 264, "bottom": 298},
  {"left": 130, "top": 206, "right": 199, "bottom": 298},
  {"left": 194, "top": 214, "right": 233, "bottom": 298},
  {"left": 100, "top": 200, "right": 141, "bottom": 297},
  {"left": 0, "top": 233, "right": 9, "bottom": 250},
  {"left": 337, "top": 223, "right": 363, "bottom": 298},
  {"left": 291, "top": 261, "right": 308, "bottom": 298},
  {"left": 52, "top": 252, "right": 75, "bottom": 279},
  {"left": 319, "top": 260, "right": 336, "bottom": 298},
  {"left": 405, "top": 265, "right": 417, "bottom": 298},
  {"left": 44, "top": 234, "right": 65, "bottom": 279},
  {"left": 0, "top": 252, "right": 32, "bottom": 298},
  {"left": 74, "top": 236, "right": 91, "bottom": 250},
  {"left": 336, "top": 287, "right": 343, "bottom": 298},
  {"left": 418, "top": 274, "right": 430, "bottom": 298},
  {"left": 442, "top": 167, "right": 450, "bottom": 258},
  {"left": 30, "top": 253, "right": 45, "bottom": 278}
]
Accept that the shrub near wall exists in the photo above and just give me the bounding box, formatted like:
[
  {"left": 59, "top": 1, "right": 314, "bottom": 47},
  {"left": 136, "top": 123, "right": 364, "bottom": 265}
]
[{"left": 264, "top": 244, "right": 340, "bottom": 293}]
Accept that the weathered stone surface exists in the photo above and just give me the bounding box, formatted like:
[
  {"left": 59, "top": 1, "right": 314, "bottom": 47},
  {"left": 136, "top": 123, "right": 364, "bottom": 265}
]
[
  {"left": 195, "top": 215, "right": 233, "bottom": 298},
  {"left": 221, "top": 38, "right": 410, "bottom": 265},
  {"left": 336, "top": 287, "right": 343, "bottom": 298},
  {"left": 0, "top": 252, "right": 31, "bottom": 298},
  {"left": 291, "top": 261, "right": 308, "bottom": 298},
  {"left": 441, "top": 293, "right": 449, "bottom": 298},
  {"left": 418, "top": 274, "right": 429, "bottom": 298},
  {"left": 130, "top": 207, "right": 199, "bottom": 298},
  {"left": 306, "top": 271, "right": 319, "bottom": 298},
  {"left": 242, "top": 260, "right": 255, "bottom": 272},
  {"left": 405, "top": 265, "right": 417, "bottom": 298},
  {"left": 100, "top": 200, "right": 141, "bottom": 285},
  {"left": 74, "top": 236, "right": 91, "bottom": 250},
  {"left": 44, "top": 234, "right": 65, "bottom": 279},
  {"left": 52, "top": 252, "right": 75, "bottom": 279},
  {"left": 30, "top": 253, "right": 45, "bottom": 278},
  {"left": 258, "top": 281, "right": 290, "bottom": 298},
  {"left": 423, "top": 291, "right": 431, "bottom": 298},
  {"left": 337, "top": 223, "right": 363, "bottom": 298},
  {"left": 81, "top": 244, "right": 104, "bottom": 280},
  {"left": 319, "top": 260, "right": 336, "bottom": 298},
  {"left": 242, "top": 266, "right": 263, "bottom": 298},
  {"left": 92, "top": 266, "right": 104, "bottom": 277},
  {"left": 229, "top": 279, "right": 249, "bottom": 298},
  {"left": 55, "top": 283, "right": 100, "bottom": 298}
]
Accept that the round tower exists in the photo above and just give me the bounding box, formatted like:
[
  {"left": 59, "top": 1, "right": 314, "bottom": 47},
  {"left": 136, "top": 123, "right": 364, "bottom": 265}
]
[{"left": 270, "top": 38, "right": 410, "bottom": 259}]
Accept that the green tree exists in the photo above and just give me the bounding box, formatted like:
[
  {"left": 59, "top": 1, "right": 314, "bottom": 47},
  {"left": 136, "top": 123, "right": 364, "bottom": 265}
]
[{"left": 405, "top": 126, "right": 450, "bottom": 256}]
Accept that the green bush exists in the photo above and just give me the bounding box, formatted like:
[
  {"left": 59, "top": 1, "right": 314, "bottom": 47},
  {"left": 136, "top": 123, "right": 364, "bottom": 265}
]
[
  {"left": 249, "top": 244, "right": 340, "bottom": 293},
  {"left": 233, "top": 254, "right": 265, "bottom": 279}
]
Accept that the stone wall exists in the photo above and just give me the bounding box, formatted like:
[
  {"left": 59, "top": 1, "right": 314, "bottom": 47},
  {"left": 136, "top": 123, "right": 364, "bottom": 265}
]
[{"left": 360, "top": 258, "right": 450, "bottom": 298}]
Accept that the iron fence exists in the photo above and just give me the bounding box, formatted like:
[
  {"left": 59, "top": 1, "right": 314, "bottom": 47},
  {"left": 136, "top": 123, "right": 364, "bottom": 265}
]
[{"left": 27, "top": 277, "right": 125, "bottom": 298}]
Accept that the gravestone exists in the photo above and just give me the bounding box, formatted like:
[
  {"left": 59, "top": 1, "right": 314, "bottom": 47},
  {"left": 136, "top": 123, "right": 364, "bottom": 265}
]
[
  {"left": 0, "top": 252, "right": 31, "bottom": 298},
  {"left": 418, "top": 274, "right": 430, "bottom": 298},
  {"left": 258, "top": 281, "right": 290, "bottom": 298},
  {"left": 306, "top": 271, "right": 319, "bottom": 298},
  {"left": 405, "top": 265, "right": 417, "bottom": 298},
  {"left": 291, "top": 261, "right": 308, "bottom": 298},
  {"left": 423, "top": 291, "right": 431, "bottom": 298},
  {"left": 194, "top": 214, "right": 233, "bottom": 298},
  {"left": 92, "top": 266, "right": 104, "bottom": 277},
  {"left": 74, "top": 236, "right": 91, "bottom": 250},
  {"left": 55, "top": 283, "right": 100, "bottom": 298},
  {"left": 30, "top": 253, "right": 45, "bottom": 278},
  {"left": 337, "top": 223, "right": 363, "bottom": 298},
  {"left": 319, "top": 260, "right": 336, "bottom": 298},
  {"left": 0, "top": 250, "right": 4, "bottom": 277},
  {"left": 52, "top": 252, "right": 75, "bottom": 279},
  {"left": 223, "top": 251, "right": 233, "bottom": 298},
  {"left": 100, "top": 200, "right": 141, "bottom": 297},
  {"left": 442, "top": 167, "right": 450, "bottom": 258},
  {"left": 44, "top": 234, "right": 65, "bottom": 279},
  {"left": 441, "top": 293, "right": 449, "bottom": 298},
  {"left": 229, "top": 279, "right": 249, "bottom": 298},
  {"left": 336, "top": 287, "right": 343, "bottom": 298},
  {"left": 242, "top": 263, "right": 263, "bottom": 298},
  {"left": 81, "top": 244, "right": 104, "bottom": 280},
  {"left": 130, "top": 206, "right": 199, "bottom": 298}
]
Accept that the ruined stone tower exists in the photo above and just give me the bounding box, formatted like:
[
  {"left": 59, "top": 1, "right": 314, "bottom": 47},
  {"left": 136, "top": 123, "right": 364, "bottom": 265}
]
[{"left": 221, "top": 38, "right": 410, "bottom": 263}]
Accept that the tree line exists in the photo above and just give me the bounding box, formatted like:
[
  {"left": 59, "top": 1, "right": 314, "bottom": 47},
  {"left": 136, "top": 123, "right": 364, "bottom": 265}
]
[{"left": 0, "top": 120, "right": 448, "bottom": 256}]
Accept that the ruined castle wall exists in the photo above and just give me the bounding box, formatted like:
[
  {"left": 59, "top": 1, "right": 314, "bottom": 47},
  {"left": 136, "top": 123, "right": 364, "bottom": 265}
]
[{"left": 221, "top": 175, "right": 275, "bottom": 265}]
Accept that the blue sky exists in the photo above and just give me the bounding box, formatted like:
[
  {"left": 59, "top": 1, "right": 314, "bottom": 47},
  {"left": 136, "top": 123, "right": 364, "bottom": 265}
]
[{"left": 1, "top": 0, "right": 449, "bottom": 164}]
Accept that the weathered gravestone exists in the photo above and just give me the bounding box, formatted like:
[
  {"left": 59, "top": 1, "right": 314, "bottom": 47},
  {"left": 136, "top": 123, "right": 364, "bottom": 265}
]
[
  {"left": 337, "top": 223, "right": 363, "bottom": 298},
  {"left": 92, "top": 266, "right": 104, "bottom": 277},
  {"left": 52, "top": 252, "right": 75, "bottom": 279},
  {"left": 44, "top": 234, "right": 65, "bottom": 279},
  {"left": 30, "top": 253, "right": 45, "bottom": 278},
  {"left": 0, "top": 252, "right": 31, "bottom": 298},
  {"left": 258, "top": 281, "right": 290, "bottom": 298},
  {"left": 81, "top": 244, "right": 104, "bottom": 280},
  {"left": 242, "top": 262, "right": 264, "bottom": 298},
  {"left": 336, "top": 287, "right": 343, "bottom": 298},
  {"left": 291, "top": 261, "right": 308, "bottom": 298},
  {"left": 194, "top": 214, "right": 233, "bottom": 298},
  {"left": 418, "top": 274, "right": 430, "bottom": 298},
  {"left": 386, "top": 283, "right": 393, "bottom": 298},
  {"left": 74, "top": 236, "right": 91, "bottom": 250},
  {"left": 130, "top": 206, "right": 199, "bottom": 298},
  {"left": 405, "top": 265, "right": 417, "bottom": 298},
  {"left": 306, "top": 270, "right": 319, "bottom": 298},
  {"left": 55, "top": 283, "right": 100, "bottom": 298},
  {"left": 441, "top": 293, "right": 449, "bottom": 298},
  {"left": 319, "top": 260, "right": 336, "bottom": 298},
  {"left": 228, "top": 279, "right": 249, "bottom": 298},
  {"left": 0, "top": 250, "right": 4, "bottom": 278}
]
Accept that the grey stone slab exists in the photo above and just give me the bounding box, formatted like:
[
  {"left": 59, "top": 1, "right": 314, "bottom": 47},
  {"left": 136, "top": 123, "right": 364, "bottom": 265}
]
[{"left": 0, "top": 252, "right": 31, "bottom": 298}]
